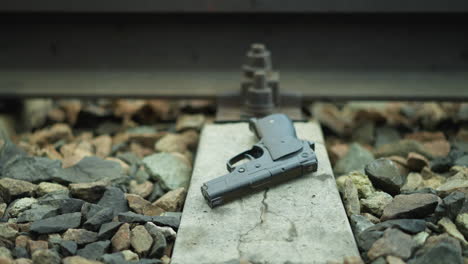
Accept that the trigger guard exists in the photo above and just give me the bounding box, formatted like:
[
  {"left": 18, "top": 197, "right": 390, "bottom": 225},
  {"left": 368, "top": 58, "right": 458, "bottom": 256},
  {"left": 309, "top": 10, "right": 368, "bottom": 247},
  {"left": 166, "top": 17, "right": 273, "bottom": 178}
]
[{"left": 226, "top": 145, "right": 266, "bottom": 172}]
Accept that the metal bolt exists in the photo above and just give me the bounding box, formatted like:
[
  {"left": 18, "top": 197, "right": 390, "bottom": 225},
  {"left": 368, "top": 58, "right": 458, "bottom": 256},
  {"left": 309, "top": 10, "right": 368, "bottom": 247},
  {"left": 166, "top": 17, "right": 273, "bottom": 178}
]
[
  {"left": 255, "top": 164, "right": 261, "bottom": 168},
  {"left": 238, "top": 168, "right": 245, "bottom": 173},
  {"left": 302, "top": 153, "right": 308, "bottom": 157}
]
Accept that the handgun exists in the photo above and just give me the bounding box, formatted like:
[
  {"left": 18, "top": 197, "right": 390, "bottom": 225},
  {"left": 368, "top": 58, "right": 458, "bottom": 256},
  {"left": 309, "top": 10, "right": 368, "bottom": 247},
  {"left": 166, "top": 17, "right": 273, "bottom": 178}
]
[{"left": 201, "top": 113, "right": 318, "bottom": 208}]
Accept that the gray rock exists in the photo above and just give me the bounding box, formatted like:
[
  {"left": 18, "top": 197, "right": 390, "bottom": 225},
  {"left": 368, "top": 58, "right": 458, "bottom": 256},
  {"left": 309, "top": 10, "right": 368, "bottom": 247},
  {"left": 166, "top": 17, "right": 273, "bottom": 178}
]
[
  {"left": 31, "top": 249, "right": 61, "bottom": 264},
  {"left": 118, "top": 212, "right": 152, "bottom": 223},
  {"left": 367, "top": 228, "right": 417, "bottom": 261},
  {"left": 143, "top": 153, "right": 192, "bottom": 190},
  {"left": 381, "top": 193, "right": 439, "bottom": 221},
  {"left": 97, "top": 187, "right": 130, "bottom": 217},
  {"left": 0, "top": 246, "right": 12, "bottom": 258},
  {"left": 349, "top": 215, "right": 375, "bottom": 236},
  {"left": 357, "top": 219, "right": 426, "bottom": 252},
  {"left": 438, "top": 217, "right": 467, "bottom": 245},
  {"left": 357, "top": 228, "right": 384, "bottom": 252},
  {"left": 365, "top": 158, "right": 404, "bottom": 195},
  {"left": 361, "top": 191, "right": 393, "bottom": 217},
  {"left": 412, "top": 231, "right": 430, "bottom": 247},
  {"left": 12, "top": 246, "right": 29, "bottom": 259},
  {"left": 352, "top": 122, "right": 375, "bottom": 145},
  {"left": 17, "top": 205, "right": 60, "bottom": 223},
  {"left": 408, "top": 234, "right": 463, "bottom": 264},
  {"left": 0, "top": 140, "right": 25, "bottom": 174},
  {"left": 145, "top": 222, "right": 176, "bottom": 241},
  {"left": 431, "top": 157, "right": 453, "bottom": 173},
  {"left": 401, "top": 172, "right": 423, "bottom": 193},
  {"left": 0, "top": 223, "right": 18, "bottom": 239},
  {"left": 342, "top": 178, "right": 360, "bottom": 216},
  {"left": 60, "top": 240, "right": 77, "bottom": 257},
  {"left": 118, "top": 212, "right": 180, "bottom": 230},
  {"left": 83, "top": 208, "right": 114, "bottom": 231},
  {"left": 454, "top": 155, "right": 468, "bottom": 167},
  {"left": 8, "top": 197, "right": 37, "bottom": 217},
  {"left": 2, "top": 157, "right": 61, "bottom": 183},
  {"left": 101, "top": 252, "right": 127, "bottom": 264},
  {"left": 147, "top": 183, "right": 166, "bottom": 203},
  {"left": 375, "top": 126, "right": 401, "bottom": 148},
  {"left": 374, "top": 140, "right": 433, "bottom": 159},
  {"left": 334, "top": 143, "right": 375, "bottom": 176},
  {"left": 30, "top": 212, "right": 82, "bottom": 234},
  {"left": 456, "top": 213, "right": 468, "bottom": 238},
  {"left": 77, "top": 240, "right": 111, "bottom": 260},
  {"left": 81, "top": 203, "right": 105, "bottom": 221},
  {"left": 435, "top": 191, "right": 465, "bottom": 220},
  {"left": 52, "top": 157, "right": 126, "bottom": 184},
  {"left": 62, "top": 229, "right": 98, "bottom": 245},
  {"left": 144, "top": 222, "right": 167, "bottom": 258},
  {"left": 36, "top": 182, "right": 68, "bottom": 197},
  {"left": 98, "top": 222, "right": 123, "bottom": 240},
  {"left": 37, "top": 194, "right": 84, "bottom": 214}
]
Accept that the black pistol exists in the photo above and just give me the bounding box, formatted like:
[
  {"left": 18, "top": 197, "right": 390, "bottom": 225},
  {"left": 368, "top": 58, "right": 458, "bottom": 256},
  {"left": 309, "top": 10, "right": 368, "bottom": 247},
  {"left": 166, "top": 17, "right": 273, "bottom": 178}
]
[{"left": 201, "top": 113, "right": 318, "bottom": 208}]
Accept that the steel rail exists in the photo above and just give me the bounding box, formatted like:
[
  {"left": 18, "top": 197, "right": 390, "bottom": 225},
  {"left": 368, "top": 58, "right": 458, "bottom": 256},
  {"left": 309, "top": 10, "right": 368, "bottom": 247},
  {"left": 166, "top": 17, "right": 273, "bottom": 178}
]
[{"left": 1, "top": 14, "right": 467, "bottom": 101}]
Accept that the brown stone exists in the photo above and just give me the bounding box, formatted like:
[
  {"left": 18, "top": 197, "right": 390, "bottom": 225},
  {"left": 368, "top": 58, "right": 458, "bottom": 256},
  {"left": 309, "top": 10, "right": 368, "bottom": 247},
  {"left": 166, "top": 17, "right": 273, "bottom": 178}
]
[
  {"left": 113, "top": 100, "right": 146, "bottom": 120},
  {"left": 367, "top": 229, "right": 417, "bottom": 260},
  {"left": 129, "top": 143, "right": 153, "bottom": 158},
  {"left": 129, "top": 181, "right": 154, "bottom": 199},
  {"left": 60, "top": 143, "right": 93, "bottom": 168},
  {"left": 386, "top": 256, "right": 406, "bottom": 264},
  {"left": 180, "top": 130, "right": 199, "bottom": 150},
  {"left": 111, "top": 223, "right": 131, "bottom": 252},
  {"left": 0, "top": 178, "right": 37, "bottom": 203},
  {"left": 62, "top": 256, "right": 103, "bottom": 264},
  {"left": 62, "top": 229, "right": 98, "bottom": 245},
  {"left": 381, "top": 193, "right": 439, "bottom": 221},
  {"left": 407, "top": 152, "right": 429, "bottom": 172},
  {"left": 404, "top": 131, "right": 446, "bottom": 142},
  {"left": 37, "top": 145, "right": 63, "bottom": 161},
  {"left": 343, "top": 178, "right": 360, "bottom": 217},
  {"left": 155, "top": 134, "right": 188, "bottom": 153},
  {"left": 47, "top": 108, "right": 66, "bottom": 122},
  {"left": 175, "top": 114, "right": 206, "bottom": 132},
  {"left": 92, "top": 135, "right": 112, "bottom": 158},
  {"left": 329, "top": 143, "right": 349, "bottom": 165},
  {"left": 59, "top": 100, "right": 82, "bottom": 125},
  {"left": 36, "top": 182, "right": 68, "bottom": 196},
  {"left": 0, "top": 257, "right": 13, "bottom": 264},
  {"left": 343, "top": 256, "right": 364, "bottom": 264},
  {"left": 128, "top": 133, "right": 166, "bottom": 149},
  {"left": 15, "top": 235, "right": 30, "bottom": 248},
  {"left": 14, "top": 258, "right": 32, "bottom": 264},
  {"left": 126, "top": 194, "right": 151, "bottom": 215},
  {"left": 27, "top": 240, "right": 48, "bottom": 254},
  {"left": 69, "top": 181, "right": 108, "bottom": 202},
  {"left": 153, "top": 188, "right": 187, "bottom": 212},
  {"left": 17, "top": 224, "right": 30, "bottom": 233},
  {"left": 30, "top": 123, "right": 73, "bottom": 146},
  {"left": 130, "top": 225, "right": 153, "bottom": 256},
  {"left": 423, "top": 140, "right": 451, "bottom": 158},
  {"left": 146, "top": 100, "right": 175, "bottom": 121},
  {"left": 142, "top": 204, "right": 165, "bottom": 216}
]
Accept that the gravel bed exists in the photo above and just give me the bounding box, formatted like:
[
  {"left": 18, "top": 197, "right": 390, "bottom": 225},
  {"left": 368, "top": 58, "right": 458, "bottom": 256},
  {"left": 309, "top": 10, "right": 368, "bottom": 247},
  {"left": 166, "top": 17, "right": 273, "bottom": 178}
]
[
  {"left": 0, "top": 99, "right": 214, "bottom": 264},
  {"left": 316, "top": 102, "right": 468, "bottom": 264}
]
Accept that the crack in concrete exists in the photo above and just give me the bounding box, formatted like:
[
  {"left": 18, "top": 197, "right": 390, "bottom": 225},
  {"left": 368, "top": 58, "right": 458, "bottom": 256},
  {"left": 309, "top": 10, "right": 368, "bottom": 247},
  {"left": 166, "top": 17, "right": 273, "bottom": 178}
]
[
  {"left": 237, "top": 188, "right": 300, "bottom": 259},
  {"left": 237, "top": 189, "right": 270, "bottom": 258}
]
